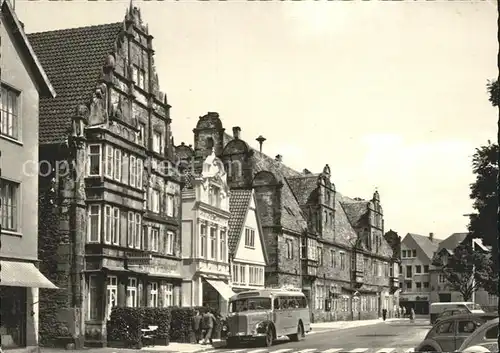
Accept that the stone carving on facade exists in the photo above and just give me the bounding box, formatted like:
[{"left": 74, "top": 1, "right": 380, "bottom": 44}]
[
  {"left": 88, "top": 83, "right": 108, "bottom": 126},
  {"left": 110, "top": 95, "right": 124, "bottom": 121}
]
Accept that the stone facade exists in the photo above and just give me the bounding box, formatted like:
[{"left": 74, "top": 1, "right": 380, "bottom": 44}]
[
  {"left": 31, "top": 6, "right": 182, "bottom": 347},
  {"left": 176, "top": 115, "right": 396, "bottom": 322}
]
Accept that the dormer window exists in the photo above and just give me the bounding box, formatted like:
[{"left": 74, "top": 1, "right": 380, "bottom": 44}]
[{"left": 209, "top": 185, "right": 220, "bottom": 207}]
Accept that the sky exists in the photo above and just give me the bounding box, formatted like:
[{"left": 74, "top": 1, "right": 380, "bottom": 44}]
[{"left": 15, "top": 0, "right": 498, "bottom": 240}]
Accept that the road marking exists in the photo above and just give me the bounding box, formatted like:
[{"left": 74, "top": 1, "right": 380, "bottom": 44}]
[
  {"left": 271, "top": 349, "right": 293, "bottom": 353},
  {"left": 247, "top": 350, "right": 269, "bottom": 353},
  {"left": 295, "top": 350, "right": 317, "bottom": 353},
  {"left": 348, "top": 349, "right": 369, "bottom": 353},
  {"left": 321, "top": 349, "right": 344, "bottom": 353},
  {"left": 225, "top": 350, "right": 248, "bottom": 353},
  {"left": 403, "top": 349, "right": 415, "bottom": 353},
  {"left": 375, "top": 349, "right": 395, "bottom": 353}
]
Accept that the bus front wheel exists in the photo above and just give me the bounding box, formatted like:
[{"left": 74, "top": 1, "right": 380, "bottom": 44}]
[
  {"left": 289, "top": 322, "right": 304, "bottom": 342},
  {"left": 262, "top": 328, "right": 273, "bottom": 347}
]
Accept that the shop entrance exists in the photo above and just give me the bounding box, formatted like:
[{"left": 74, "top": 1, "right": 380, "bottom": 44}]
[{"left": 0, "top": 286, "right": 27, "bottom": 348}]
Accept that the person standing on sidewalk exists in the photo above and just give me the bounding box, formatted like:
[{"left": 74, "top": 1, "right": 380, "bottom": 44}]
[
  {"left": 192, "top": 310, "right": 203, "bottom": 344},
  {"left": 202, "top": 309, "right": 216, "bottom": 345},
  {"left": 382, "top": 308, "right": 387, "bottom": 321}
]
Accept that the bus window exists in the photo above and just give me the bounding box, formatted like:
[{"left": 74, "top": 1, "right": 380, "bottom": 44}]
[
  {"left": 229, "top": 297, "right": 272, "bottom": 312},
  {"left": 282, "top": 299, "right": 289, "bottom": 309},
  {"left": 273, "top": 298, "right": 280, "bottom": 310},
  {"left": 300, "top": 297, "right": 308, "bottom": 308}
]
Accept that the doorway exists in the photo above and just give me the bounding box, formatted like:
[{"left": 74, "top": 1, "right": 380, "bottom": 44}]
[{"left": 0, "top": 286, "right": 27, "bottom": 348}]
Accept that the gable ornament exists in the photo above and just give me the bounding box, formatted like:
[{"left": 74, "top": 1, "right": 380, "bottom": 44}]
[{"left": 88, "top": 83, "right": 109, "bottom": 126}]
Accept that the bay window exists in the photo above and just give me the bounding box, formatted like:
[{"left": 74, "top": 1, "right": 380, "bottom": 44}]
[
  {"left": 88, "top": 144, "right": 101, "bottom": 176},
  {"left": 239, "top": 264, "right": 246, "bottom": 285},
  {"left": 106, "top": 276, "right": 118, "bottom": 319},
  {"left": 88, "top": 205, "right": 101, "bottom": 243},
  {"left": 112, "top": 207, "right": 120, "bottom": 245},
  {"left": 136, "top": 158, "right": 143, "bottom": 188},
  {"left": 105, "top": 145, "right": 114, "bottom": 178},
  {"left": 200, "top": 224, "right": 206, "bottom": 257},
  {"left": 104, "top": 205, "right": 112, "bottom": 244},
  {"left": 232, "top": 263, "right": 239, "bottom": 284},
  {"left": 209, "top": 227, "right": 217, "bottom": 259},
  {"left": 248, "top": 266, "right": 264, "bottom": 286},
  {"left": 127, "top": 278, "right": 138, "bottom": 307}
]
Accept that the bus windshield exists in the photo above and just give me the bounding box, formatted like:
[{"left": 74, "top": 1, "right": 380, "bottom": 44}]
[
  {"left": 466, "top": 303, "right": 483, "bottom": 311},
  {"left": 229, "top": 297, "right": 272, "bottom": 312}
]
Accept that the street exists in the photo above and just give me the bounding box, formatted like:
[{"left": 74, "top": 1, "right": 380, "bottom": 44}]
[{"left": 203, "top": 319, "right": 431, "bottom": 353}]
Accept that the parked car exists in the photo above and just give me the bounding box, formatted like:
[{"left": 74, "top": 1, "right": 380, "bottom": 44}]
[
  {"left": 435, "top": 308, "right": 469, "bottom": 323},
  {"left": 456, "top": 317, "right": 498, "bottom": 353},
  {"left": 414, "top": 313, "right": 497, "bottom": 352},
  {"left": 430, "top": 302, "right": 485, "bottom": 324}
]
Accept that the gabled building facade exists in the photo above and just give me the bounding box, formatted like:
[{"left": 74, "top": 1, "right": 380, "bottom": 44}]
[
  {"left": 399, "top": 233, "right": 439, "bottom": 314},
  {"left": 228, "top": 189, "right": 268, "bottom": 292},
  {"left": 0, "top": 0, "right": 57, "bottom": 349},
  {"left": 29, "top": 6, "right": 182, "bottom": 347},
  {"left": 430, "top": 233, "right": 497, "bottom": 311},
  {"left": 180, "top": 150, "right": 233, "bottom": 315},
  {"left": 176, "top": 114, "right": 396, "bottom": 322}
]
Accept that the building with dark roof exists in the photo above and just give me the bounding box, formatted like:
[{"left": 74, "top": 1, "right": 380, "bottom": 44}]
[
  {"left": 29, "top": 6, "right": 183, "bottom": 346},
  {"left": 398, "top": 232, "right": 440, "bottom": 314},
  {"left": 0, "top": 0, "right": 58, "bottom": 349},
  {"left": 430, "top": 234, "right": 497, "bottom": 311},
  {"left": 176, "top": 114, "right": 397, "bottom": 323}
]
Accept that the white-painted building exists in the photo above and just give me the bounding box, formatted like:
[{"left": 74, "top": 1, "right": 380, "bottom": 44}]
[
  {"left": 181, "top": 150, "right": 234, "bottom": 314},
  {"left": 227, "top": 189, "right": 268, "bottom": 292}
]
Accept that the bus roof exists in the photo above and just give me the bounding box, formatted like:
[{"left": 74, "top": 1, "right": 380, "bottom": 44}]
[{"left": 230, "top": 288, "right": 305, "bottom": 300}]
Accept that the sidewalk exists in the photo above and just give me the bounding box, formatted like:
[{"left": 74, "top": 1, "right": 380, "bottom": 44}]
[{"left": 310, "top": 317, "right": 398, "bottom": 331}]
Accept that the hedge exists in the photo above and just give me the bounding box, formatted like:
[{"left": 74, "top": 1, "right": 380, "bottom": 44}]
[
  {"left": 107, "top": 307, "right": 171, "bottom": 348},
  {"left": 169, "top": 306, "right": 222, "bottom": 343}
]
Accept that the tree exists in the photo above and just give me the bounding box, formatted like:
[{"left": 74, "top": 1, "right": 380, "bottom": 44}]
[
  {"left": 487, "top": 79, "right": 499, "bottom": 107},
  {"left": 432, "top": 241, "right": 492, "bottom": 301}
]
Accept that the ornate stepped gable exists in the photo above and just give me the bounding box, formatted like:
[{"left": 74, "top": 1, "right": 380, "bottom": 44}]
[{"left": 27, "top": 5, "right": 169, "bottom": 146}]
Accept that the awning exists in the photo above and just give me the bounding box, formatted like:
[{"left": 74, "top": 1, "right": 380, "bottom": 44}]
[
  {"left": 0, "top": 260, "right": 58, "bottom": 289},
  {"left": 205, "top": 278, "right": 235, "bottom": 301}
]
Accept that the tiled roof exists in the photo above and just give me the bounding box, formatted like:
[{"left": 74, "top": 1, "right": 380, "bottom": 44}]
[
  {"left": 340, "top": 198, "right": 370, "bottom": 228},
  {"left": 228, "top": 190, "right": 253, "bottom": 255},
  {"left": 287, "top": 175, "right": 320, "bottom": 205},
  {"left": 437, "top": 232, "right": 468, "bottom": 251},
  {"left": 27, "top": 22, "right": 124, "bottom": 144},
  {"left": 405, "top": 233, "right": 440, "bottom": 260},
  {"left": 334, "top": 194, "right": 359, "bottom": 247}
]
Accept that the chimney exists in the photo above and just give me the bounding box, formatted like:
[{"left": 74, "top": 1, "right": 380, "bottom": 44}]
[
  {"left": 232, "top": 126, "right": 241, "bottom": 139},
  {"left": 256, "top": 135, "right": 266, "bottom": 153},
  {"left": 275, "top": 154, "right": 282, "bottom": 163},
  {"left": 429, "top": 232, "right": 434, "bottom": 241}
]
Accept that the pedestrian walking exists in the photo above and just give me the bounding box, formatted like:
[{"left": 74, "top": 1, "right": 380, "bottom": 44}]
[
  {"left": 202, "top": 308, "right": 216, "bottom": 345},
  {"left": 382, "top": 308, "right": 387, "bottom": 321},
  {"left": 192, "top": 309, "right": 203, "bottom": 344},
  {"left": 410, "top": 308, "right": 415, "bottom": 322}
]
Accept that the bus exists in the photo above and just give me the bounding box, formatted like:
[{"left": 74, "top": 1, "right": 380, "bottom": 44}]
[
  {"left": 225, "top": 288, "right": 311, "bottom": 347},
  {"left": 429, "top": 302, "right": 485, "bottom": 324}
]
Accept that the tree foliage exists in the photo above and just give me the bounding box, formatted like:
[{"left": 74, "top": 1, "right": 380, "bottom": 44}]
[
  {"left": 432, "top": 241, "right": 493, "bottom": 301},
  {"left": 487, "top": 79, "right": 499, "bottom": 107}
]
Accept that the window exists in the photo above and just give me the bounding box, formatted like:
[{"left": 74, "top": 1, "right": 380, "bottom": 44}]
[
  {"left": 105, "top": 145, "right": 114, "bottom": 178},
  {"left": 0, "top": 179, "right": 18, "bottom": 231},
  {"left": 209, "top": 185, "right": 220, "bottom": 207},
  {"left": 315, "top": 285, "right": 324, "bottom": 310},
  {"left": 104, "top": 205, "right": 112, "bottom": 244},
  {"left": 485, "top": 325, "right": 498, "bottom": 339},
  {"left": 126, "top": 278, "right": 138, "bottom": 307},
  {"left": 245, "top": 228, "right": 255, "bottom": 248},
  {"left": 458, "top": 321, "right": 478, "bottom": 334},
  {"left": 300, "top": 238, "right": 306, "bottom": 259},
  {"left": 165, "top": 231, "right": 174, "bottom": 255},
  {"left": 152, "top": 131, "right": 162, "bottom": 154},
  {"left": 248, "top": 266, "right": 264, "bottom": 286},
  {"left": 166, "top": 194, "right": 174, "bottom": 217},
  {"left": 401, "top": 250, "right": 406, "bottom": 258},
  {"left": 220, "top": 229, "right": 227, "bottom": 262},
  {"left": 439, "top": 274, "right": 446, "bottom": 283},
  {"left": 424, "top": 265, "right": 429, "bottom": 273},
  {"left": 285, "top": 239, "right": 293, "bottom": 259},
  {"left": 151, "top": 189, "right": 160, "bottom": 213},
  {"left": 307, "top": 239, "right": 317, "bottom": 260},
  {"left": 134, "top": 213, "right": 141, "bottom": 249},
  {"left": 317, "top": 247, "right": 323, "bottom": 265},
  {"left": 340, "top": 252, "right": 346, "bottom": 270},
  {"left": 88, "top": 145, "right": 102, "bottom": 176},
  {"left": 88, "top": 205, "right": 101, "bottom": 243},
  {"left": 416, "top": 282, "right": 422, "bottom": 289},
  {"left": 415, "top": 265, "right": 421, "bottom": 274},
  {"left": 423, "top": 282, "right": 429, "bottom": 289},
  {"left": 435, "top": 322, "right": 453, "bottom": 334},
  {"left": 88, "top": 275, "right": 100, "bottom": 320},
  {"left": 209, "top": 228, "right": 217, "bottom": 259},
  {"left": 150, "top": 228, "right": 159, "bottom": 252},
  {"left": 136, "top": 158, "right": 143, "bottom": 188},
  {"left": 112, "top": 208, "right": 120, "bottom": 245},
  {"left": 106, "top": 276, "right": 118, "bottom": 319},
  {"left": 330, "top": 250, "right": 336, "bottom": 267},
  {"left": 0, "top": 85, "right": 19, "bottom": 139},
  {"left": 406, "top": 281, "right": 412, "bottom": 290},
  {"left": 364, "top": 257, "right": 369, "bottom": 273},
  {"left": 412, "top": 250, "right": 417, "bottom": 257},
  {"left": 130, "top": 155, "right": 137, "bottom": 187},
  {"left": 135, "top": 66, "right": 146, "bottom": 90},
  {"left": 200, "top": 224, "right": 206, "bottom": 257},
  {"left": 164, "top": 284, "right": 173, "bottom": 307},
  {"left": 232, "top": 264, "right": 239, "bottom": 284},
  {"left": 150, "top": 282, "right": 158, "bottom": 307},
  {"left": 240, "top": 265, "right": 246, "bottom": 285},
  {"left": 406, "top": 265, "right": 412, "bottom": 278},
  {"left": 138, "top": 123, "right": 146, "bottom": 146},
  {"left": 128, "top": 212, "right": 135, "bottom": 248}
]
